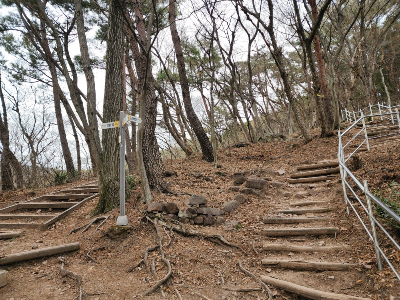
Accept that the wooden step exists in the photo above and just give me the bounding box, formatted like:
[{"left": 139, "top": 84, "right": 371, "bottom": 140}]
[
  {"left": 262, "top": 217, "right": 332, "bottom": 224},
  {"left": 0, "top": 231, "right": 22, "bottom": 239},
  {"left": 262, "top": 243, "right": 350, "bottom": 252},
  {"left": 0, "top": 223, "right": 42, "bottom": 229},
  {"left": 43, "top": 194, "right": 89, "bottom": 200},
  {"left": 0, "top": 214, "right": 57, "bottom": 220},
  {"left": 288, "top": 176, "right": 335, "bottom": 184},
  {"left": 260, "top": 275, "right": 371, "bottom": 300},
  {"left": 291, "top": 201, "right": 328, "bottom": 207},
  {"left": 18, "top": 202, "right": 79, "bottom": 209},
  {"left": 274, "top": 208, "right": 333, "bottom": 214},
  {"left": 291, "top": 167, "right": 340, "bottom": 179},
  {"left": 262, "top": 227, "right": 340, "bottom": 237},
  {"left": 297, "top": 161, "right": 338, "bottom": 171},
  {"left": 261, "top": 259, "right": 356, "bottom": 271},
  {"left": 59, "top": 188, "right": 99, "bottom": 193}
]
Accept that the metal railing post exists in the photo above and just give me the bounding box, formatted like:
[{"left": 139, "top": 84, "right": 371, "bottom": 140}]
[
  {"left": 369, "top": 103, "right": 373, "bottom": 116},
  {"left": 396, "top": 108, "right": 400, "bottom": 133},
  {"left": 363, "top": 180, "right": 383, "bottom": 270},
  {"left": 353, "top": 111, "right": 356, "bottom": 122},
  {"left": 338, "top": 131, "right": 348, "bottom": 205},
  {"left": 389, "top": 105, "right": 394, "bottom": 124},
  {"left": 378, "top": 103, "right": 383, "bottom": 120},
  {"left": 361, "top": 112, "right": 370, "bottom": 151}
]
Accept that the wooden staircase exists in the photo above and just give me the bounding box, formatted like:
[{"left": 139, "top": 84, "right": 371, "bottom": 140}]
[
  {"left": 0, "top": 182, "right": 98, "bottom": 232},
  {"left": 288, "top": 160, "right": 340, "bottom": 184}
]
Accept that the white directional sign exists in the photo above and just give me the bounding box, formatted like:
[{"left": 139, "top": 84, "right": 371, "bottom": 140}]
[{"left": 101, "top": 114, "right": 141, "bottom": 130}]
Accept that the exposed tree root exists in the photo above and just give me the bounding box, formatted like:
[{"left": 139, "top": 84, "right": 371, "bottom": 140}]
[
  {"left": 127, "top": 244, "right": 159, "bottom": 273},
  {"left": 69, "top": 216, "right": 109, "bottom": 234},
  {"left": 193, "top": 291, "right": 214, "bottom": 300},
  {"left": 143, "top": 219, "right": 172, "bottom": 296},
  {"left": 59, "top": 257, "right": 83, "bottom": 300},
  {"left": 174, "top": 287, "right": 182, "bottom": 300},
  {"left": 154, "top": 218, "right": 246, "bottom": 254},
  {"left": 238, "top": 261, "right": 272, "bottom": 300},
  {"left": 222, "top": 286, "right": 262, "bottom": 292}
]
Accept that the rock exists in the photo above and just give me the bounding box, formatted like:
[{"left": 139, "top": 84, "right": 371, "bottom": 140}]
[
  {"left": 222, "top": 200, "right": 240, "bottom": 213},
  {"left": 188, "top": 195, "right": 207, "bottom": 206},
  {"left": 204, "top": 216, "right": 215, "bottom": 226},
  {"left": 227, "top": 186, "right": 240, "bottom": 192},
  {"left": 163, "top": 170, "right": 177, "bottom": 177},
  {"left": 224, "top": 220, "right": 241, "bottom": 230},
  {"left": 193, "top": 216, "right": 204, "bottom": 225},
  {"left": 216, "top": 217, "right": 226, "bottom": 225},
  {"left": 204, "top": 177, "right": 213, "bottom": 182},
  {"left": 283, "top": 192, "right": 292, "bottom": 198},
  {"left": 106, "top": 225, "right": 133, "bottom": 239},
  {"left": 240, "top": 188, "right": 261, "bottom": 196},
  {"left": 269, "top": 181, "right": 283, "bottom": 188},
  {"left": 191, "top": 172, "right": 203, "bottom": 179},
  {"left": 231, "top": 172, "right": 247, "bottom": 180},
  {"left": 294, "top": 191, "right": 308, "bottom": 199},
  {"left": 147, "top": 202, "right": 164, "bottom": 212},
  {"left": 197, "top": 207, "right": 211, "bottom": 215},
  {"left": 186, "top": 207, "right": 197, "bottom": 215},
  {"left": 32, "top": 244, "right": 39, "bottom": 250},
  {"left": 180, "top": 217, "right": 190, "bottom": 224},
  {"left": 208, "top": 207, "right": 225, "bottom": 216},
  {"left": 168, "top": 214, "right": 179, "bottom": 221},
  {"left": 0, "top": 269, "right": 8, "bottom": 287},
  {"left": 233, "top": 176, "right": 246, "bottom": 186},
  {"left": 234, "top": 194, "right": 246, "bottom": 204},
  {"left": 164, "top": 202, "right": 179, "bottom": 214},
  {"left": 245, "top": 178, "right": 268, "bottom": 190},
  {"left": 277, "top": 169, "right": 286, "bottom": 175},
  {"left": 178, "top": 211, "right": 189, "bottom": 218}
]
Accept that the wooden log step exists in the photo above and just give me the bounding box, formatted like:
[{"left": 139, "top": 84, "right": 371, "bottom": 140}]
[
  {"left": 0, "top": 231, "right": 21, "bottom": 239},
  {"left": 297, "top": 161, "right": 338, "bottom": 171},
  {"left": 0, "top": 223, "right": 42, "bottom": 229},
  {"left": 0, "top": 214, "right": 57, "bottom": 220},
  {"left": 291, "top": 167, "right": 340, "bottom": 179},
  {"left": 262, "top": 227, "right": 340, "bottom": 237},
  {"left": 0, "top": 242, "right": 80, "bottom": 265},
  {"left": 260, "top": 275, "right": 371, "bottom": 300},
  {"left": 59, "top": 188, "right": 99, "bottom": 193},
  {"left": 43, "top": 194, "right": 89, "bottom": 200},
  {"left": 274, "top": 208, "right": 333, "bottom": 214},
  {"left": 262, "top": 243, "right": 350, "bottom": 252},
  {"left": 261, "top": 259, "right": 356, "bottom": 271},
  {"left": 262, "top": 217, "right": 332, "bottom": 224},
  {"left": 288, "top": 176, "right": 334, "bottom": 184},
  {"left": 18, "top": 202, "right": 79, "bottom": 209},
  {"left": 291, "top": 201, "right": 328, "bottom": 207}
]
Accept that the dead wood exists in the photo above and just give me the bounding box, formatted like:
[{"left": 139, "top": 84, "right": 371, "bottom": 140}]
[
  {"left": 238, "top": 261, "right": 272, "bottom": 300},
  {"left": 0, "top": 231, "right": 21, "bottom": 239},
  {"left": 296, "top": 161, "right": 338, "bottom": 171},
  {"left": 0, "top": 242, "right": 80, "bottom": 265},
  {"left": 143, "top": 219, "right": 172, "bottom": 296},
  {"left": 260, "top": 275, "right": 371, "bottom": 300}
]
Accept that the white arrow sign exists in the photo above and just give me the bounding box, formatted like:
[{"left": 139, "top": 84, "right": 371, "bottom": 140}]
[
  {"left": 101, "top": 115, "right": 141, "bottom": 130},
  {"left": 123, "top": 115, "right": 142, "bottom": 125}
]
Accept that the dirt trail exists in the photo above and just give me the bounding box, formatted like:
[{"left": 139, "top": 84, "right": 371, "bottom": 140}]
[{"left": 0, "top": 134, "right": 399, "bottom": 299}]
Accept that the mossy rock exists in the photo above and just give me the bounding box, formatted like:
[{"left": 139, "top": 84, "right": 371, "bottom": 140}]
[{"left": 106, "top": 225, "right": 133, "bottom": 239}]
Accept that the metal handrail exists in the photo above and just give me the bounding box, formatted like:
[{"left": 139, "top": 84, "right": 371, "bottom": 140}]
[{"left": 338, "top": 103, "right": 400, "bottom": 281}]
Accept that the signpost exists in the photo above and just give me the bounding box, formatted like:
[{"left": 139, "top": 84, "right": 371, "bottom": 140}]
[{"left": 102, "top": 111, "right": 141, "bottom": 226}]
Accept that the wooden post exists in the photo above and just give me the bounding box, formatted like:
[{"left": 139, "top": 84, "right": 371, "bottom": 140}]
[{"left": 363, "top": 180, "right": 383, "bottom": 270}]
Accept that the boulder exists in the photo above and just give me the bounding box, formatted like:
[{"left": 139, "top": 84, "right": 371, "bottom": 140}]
[
  {"left": 197, "top": 207, "right": 211, "bottom": 215},
  {"left": 227, "top": 186, "right": 241, "bottom": 192},
  {"left": 269, "top": 181, "right": 283, "bottom": 188},
  {"left": 216, "top": 216, "right": 226, "bottom": 225},
  {"left": 0, "top": 269, "right": 8, "bottom": 287},
  {"left": 188, "top": 195, "right": 207, "bottom": 206},
  {"left": 208, "top": 207, "right": 225, "bottom": 216},
  {"left": 233, "top": 176, "right": 247, "bottom": 186},
  {"left": 193, "top": 216, "right": 204, "bottom": 225},
  {"left": 240, "top": 188, "right": 261, "bottom": 196},
  {"left": 204, "top": 216, "right": 215, "bottom": 226}
]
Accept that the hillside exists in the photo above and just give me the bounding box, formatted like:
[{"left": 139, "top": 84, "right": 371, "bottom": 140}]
[{"left": 0, "top": 133, "right": 399, "bottom": 299}]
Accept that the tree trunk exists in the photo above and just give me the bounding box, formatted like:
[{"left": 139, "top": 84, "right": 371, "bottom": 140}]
[
  {"left": 168, "top": 0, "right": 214, "bottom": 162},
  {"left": 95, "top": 0, "right": 125, "bottom": 214}
]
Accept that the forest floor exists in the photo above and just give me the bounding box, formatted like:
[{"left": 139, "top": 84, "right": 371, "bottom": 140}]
[{"left": 0, "top": 130, "right": 399, "bottom": 300}]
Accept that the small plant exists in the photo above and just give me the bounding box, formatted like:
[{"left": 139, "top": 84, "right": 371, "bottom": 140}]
[
  {"left": 126, "top": 175, "right": 138, "bottom": 190},
  {"left": 234, "top": 223, "right": 243, "bottom": 231},
  {"left": 54, "top": 169, "right": 68, "bottom": 185}
]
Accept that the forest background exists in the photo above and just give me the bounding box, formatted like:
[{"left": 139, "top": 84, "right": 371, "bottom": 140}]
[{"left": 0, "top": 0, "right": 399, "bottom": 213}]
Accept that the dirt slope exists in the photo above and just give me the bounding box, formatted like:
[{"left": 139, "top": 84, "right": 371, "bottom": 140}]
[{"left": 0, "top": 133, "right": 399, "bottom": 300}]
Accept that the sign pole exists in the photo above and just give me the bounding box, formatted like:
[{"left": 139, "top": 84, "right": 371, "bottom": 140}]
[{"left": 116, "top": 111, "right": 128, "bottom": 226}]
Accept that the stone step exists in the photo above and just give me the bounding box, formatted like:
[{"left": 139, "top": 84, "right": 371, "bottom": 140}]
[
  {"left": 262, "top": 217, "right": 332, "bottom": 224},
  {"left": 274, "top": 208, "right": 333, "bottom": 214},
  {"left": 262, "top": 227, "right": 340, "bottom": 237},
  {"left": 261, "top": 259, "right": 356, "bottom": 271}
]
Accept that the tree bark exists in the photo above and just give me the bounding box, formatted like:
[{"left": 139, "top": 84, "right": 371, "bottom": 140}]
[
  {"left": 168, "top": 0, "right": 214, "bottom": 162},
  {"left": 95, "top": 0, "right": 125, "bottom": 214}
]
